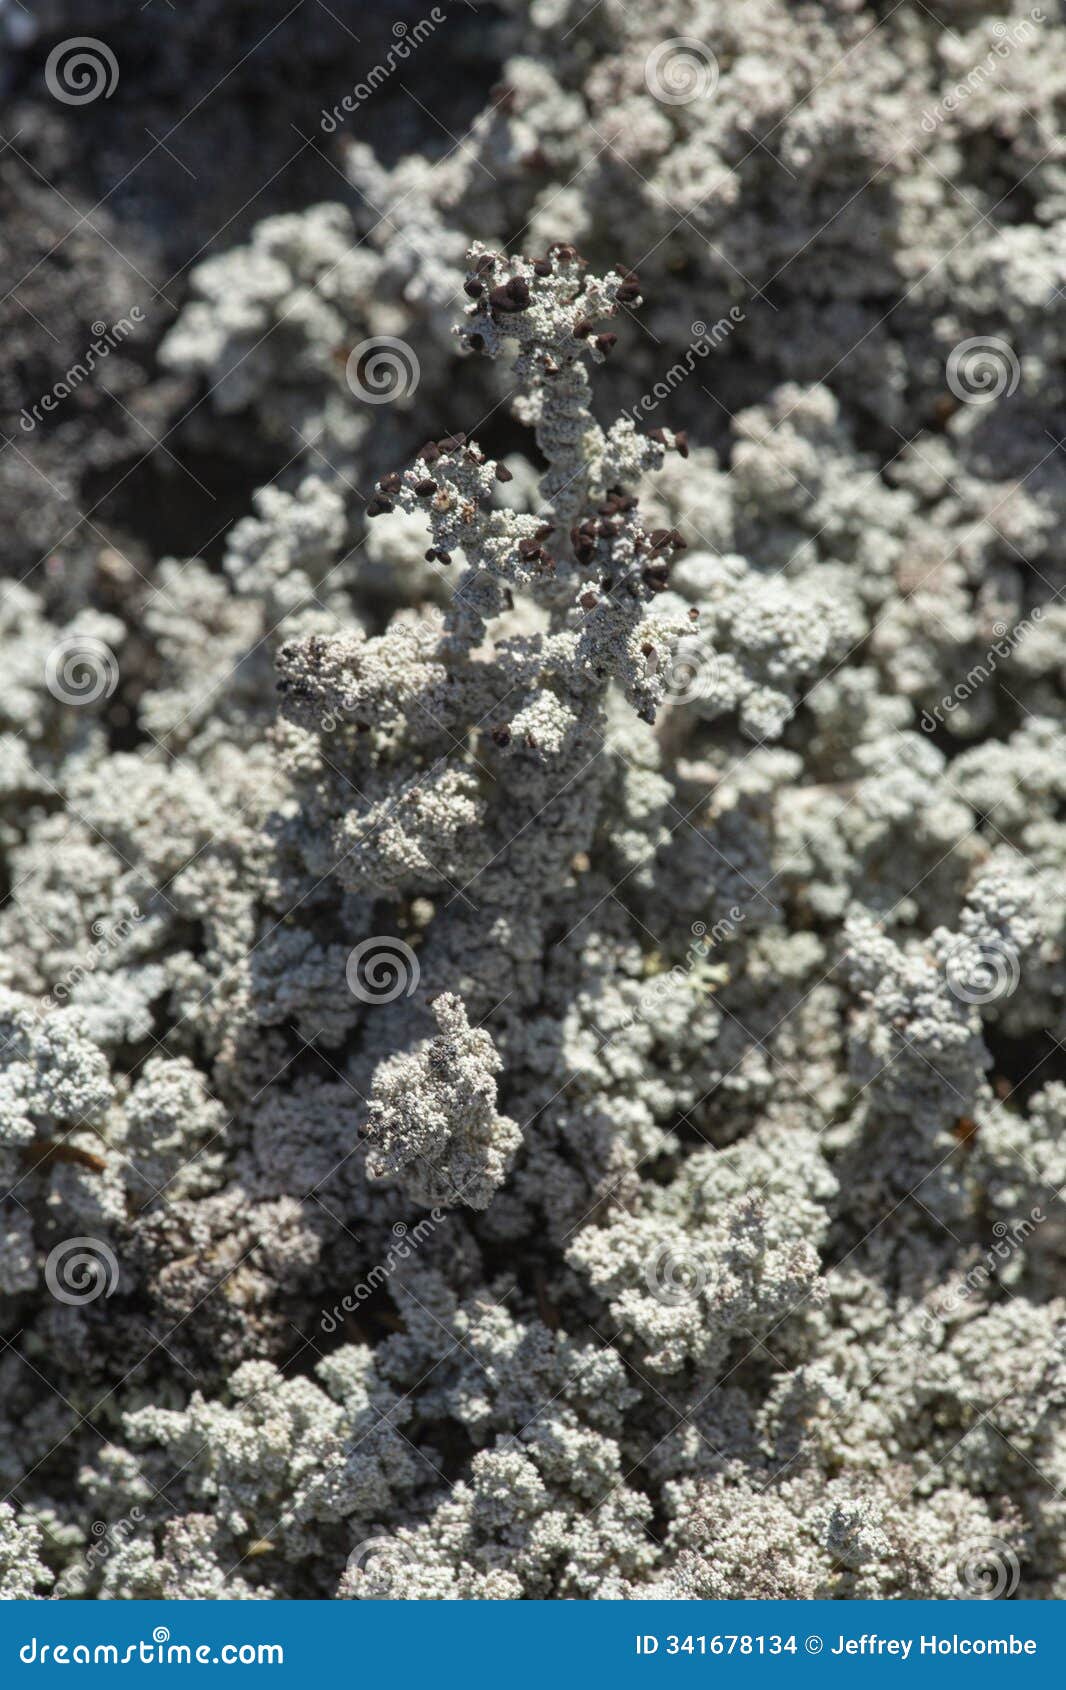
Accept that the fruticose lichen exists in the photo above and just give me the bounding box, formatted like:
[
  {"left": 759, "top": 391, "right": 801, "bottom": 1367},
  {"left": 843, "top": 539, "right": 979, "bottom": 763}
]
[{"left": 2, "top": 0, "right": 1066, "bottom": 1604}]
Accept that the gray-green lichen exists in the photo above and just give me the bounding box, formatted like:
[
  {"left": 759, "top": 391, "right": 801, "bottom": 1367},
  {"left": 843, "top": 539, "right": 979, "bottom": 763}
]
[{"left": 2, "top": 0, "right": 1066, "bottom": 1605}]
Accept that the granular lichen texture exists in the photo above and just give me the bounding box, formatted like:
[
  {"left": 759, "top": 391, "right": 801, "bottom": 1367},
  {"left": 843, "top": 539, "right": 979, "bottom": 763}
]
[{"left": 1, "top": 0, "right": 1065, "bottom": 1602}]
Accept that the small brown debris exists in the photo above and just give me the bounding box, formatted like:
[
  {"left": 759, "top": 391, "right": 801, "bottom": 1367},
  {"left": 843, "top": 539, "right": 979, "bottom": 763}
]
[{"left": 22, "top": 1139, "right": 107, "bottom": 1175}]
